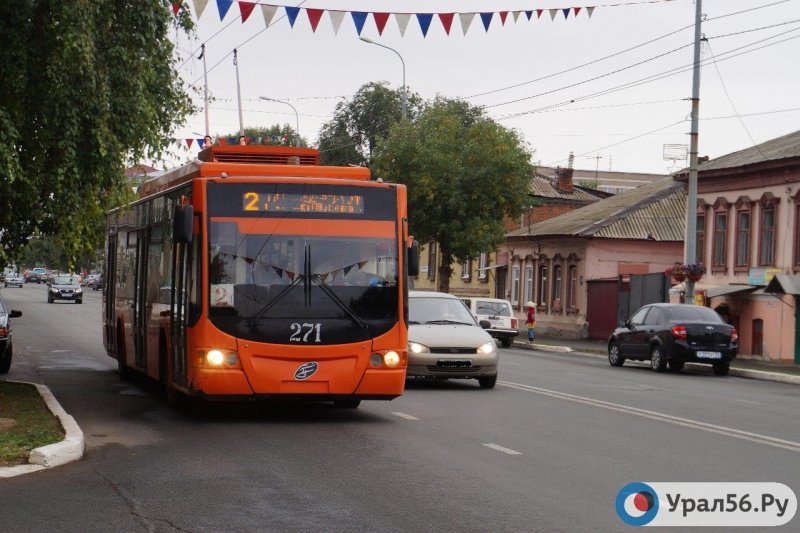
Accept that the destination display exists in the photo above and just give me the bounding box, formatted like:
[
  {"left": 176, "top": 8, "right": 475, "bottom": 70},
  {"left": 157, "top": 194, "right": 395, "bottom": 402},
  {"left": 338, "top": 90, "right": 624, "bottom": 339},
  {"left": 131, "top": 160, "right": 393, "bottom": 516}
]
[{"left": 242, "top": 192, "right": 364, "bottom": 214}]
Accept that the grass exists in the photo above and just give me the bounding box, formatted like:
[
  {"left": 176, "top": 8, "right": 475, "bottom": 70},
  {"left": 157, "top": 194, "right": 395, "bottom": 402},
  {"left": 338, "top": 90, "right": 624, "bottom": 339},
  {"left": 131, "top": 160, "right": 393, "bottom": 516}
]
[{"left": 0, "top": 381, "right": 65, "bottom": 466}]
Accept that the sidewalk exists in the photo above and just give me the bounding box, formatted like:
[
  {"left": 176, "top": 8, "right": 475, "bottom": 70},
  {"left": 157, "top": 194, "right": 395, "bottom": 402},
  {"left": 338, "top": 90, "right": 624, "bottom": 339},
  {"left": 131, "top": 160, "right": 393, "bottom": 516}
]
[{"left": 514, "top": 334, "right": 800, "bottom": 385}]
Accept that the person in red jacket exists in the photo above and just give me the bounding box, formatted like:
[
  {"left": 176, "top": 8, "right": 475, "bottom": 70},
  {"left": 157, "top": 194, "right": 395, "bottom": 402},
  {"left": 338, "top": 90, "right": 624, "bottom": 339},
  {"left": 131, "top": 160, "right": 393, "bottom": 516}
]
[{"left": 525, "top": 301, "right": 537, "bottom": 344}]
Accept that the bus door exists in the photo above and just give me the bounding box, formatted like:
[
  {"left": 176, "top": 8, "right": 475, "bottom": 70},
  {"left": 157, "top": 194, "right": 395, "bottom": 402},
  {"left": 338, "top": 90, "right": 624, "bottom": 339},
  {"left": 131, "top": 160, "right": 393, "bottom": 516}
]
[
  {"left": 133, "top": 228, "right": 149, "bottom": 370},
  {"left": 104, "top": 233, "right": 118, "bottom": 354},
  {"left": 170, "top": 239, "right": 189, "bottom": 386}
]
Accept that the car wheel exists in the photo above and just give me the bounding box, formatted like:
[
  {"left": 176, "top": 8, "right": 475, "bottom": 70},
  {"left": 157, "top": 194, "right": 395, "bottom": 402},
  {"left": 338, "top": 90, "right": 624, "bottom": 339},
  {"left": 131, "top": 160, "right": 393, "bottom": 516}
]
[
  {"left": 47, "top": 296, "right": 53, "bottom": 303},
  {"left": 608, "top": 342, "right": 625, "bottom": 367},
  {"left": 76, "top": 299, "right": 82, "bottom": 304},
  {"left": 712, "top": 361, "right": 730, "bottom": 376},
  {"left": 0, "top": 351, "right": 11, "bottom": 374},
  {"left": 501, "top": 338, "right": 512, "bottom": 348},
  {"left": 668, "top": 360, "right": 685, "bottom": 372},
  {"left": 650, "top": 346, "right": 667, "bottom": 372},
  {"left": 478, "top": 374, "right": 497, "bottom": 389},
  {"left": 334, "top": 399, "right": 361, "bottom": 408}
]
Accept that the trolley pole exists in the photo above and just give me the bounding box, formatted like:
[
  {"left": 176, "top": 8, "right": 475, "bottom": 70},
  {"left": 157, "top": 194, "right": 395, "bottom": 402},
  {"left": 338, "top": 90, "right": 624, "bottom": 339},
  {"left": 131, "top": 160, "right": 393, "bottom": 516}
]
[
  {"left": 685, "top": 0, "right": 703, "bottom": 304},
  {"left": 200, "top": 44, "right": 210, "bottom": 136},
  {"left": 234, "top": 48, "right": 244, "bottom": 136}
]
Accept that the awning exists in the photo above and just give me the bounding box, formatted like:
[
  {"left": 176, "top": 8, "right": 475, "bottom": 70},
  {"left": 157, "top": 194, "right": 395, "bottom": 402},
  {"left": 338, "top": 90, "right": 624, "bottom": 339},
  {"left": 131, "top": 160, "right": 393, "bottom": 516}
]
[
  {"left": 765, "top": 274, "right": 800, "bottom": 295},
  {"left": 476, "top": 264, "right": 506, "bottom": 272},
  {"left": 705, "top": 284, "right": 758, "bottom": 298}
]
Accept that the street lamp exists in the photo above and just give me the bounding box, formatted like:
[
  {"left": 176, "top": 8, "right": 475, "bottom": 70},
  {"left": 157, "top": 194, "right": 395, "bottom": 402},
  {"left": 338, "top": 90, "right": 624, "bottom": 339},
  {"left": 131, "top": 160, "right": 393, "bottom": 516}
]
[
  {"left": 259, "top": 96, "right": 300, "bottom": 147},
  {"left": 359, "top": 36, "right": 407, "bottom": 118}
]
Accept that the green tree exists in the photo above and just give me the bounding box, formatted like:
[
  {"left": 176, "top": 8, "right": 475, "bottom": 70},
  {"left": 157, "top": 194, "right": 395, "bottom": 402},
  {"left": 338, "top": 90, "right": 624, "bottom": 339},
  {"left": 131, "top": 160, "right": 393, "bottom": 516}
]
[
  {"left": 0, "top": 1, "right": 193, "bottom": 267},
  {"left": 317, "top": 82, "right": 422, "bottom": 167},
  {"left": 215, "top": 125, "right": 307, "bottom": 147},
  {"left": 373, "top": 98, "right": 533, "bottom": 293}
]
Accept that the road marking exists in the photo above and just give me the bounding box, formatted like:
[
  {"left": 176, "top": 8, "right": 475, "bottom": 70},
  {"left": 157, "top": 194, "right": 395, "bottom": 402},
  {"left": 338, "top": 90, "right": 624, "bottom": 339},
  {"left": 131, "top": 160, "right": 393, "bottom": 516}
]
[
  {"left": 483, "top": 443, "right": 522, "bottom": 455},
  {"left": 51, "top": 349, "right": 73, "bottom": 353},
  {"left": 506, "top": 362, "right": 521, "bottom": 366},
  {"left": 392, "top": 412, "right": 419, "bottom": 421},
  {"left": 500, "top": 380, "right": 800, "bottom": 453}
]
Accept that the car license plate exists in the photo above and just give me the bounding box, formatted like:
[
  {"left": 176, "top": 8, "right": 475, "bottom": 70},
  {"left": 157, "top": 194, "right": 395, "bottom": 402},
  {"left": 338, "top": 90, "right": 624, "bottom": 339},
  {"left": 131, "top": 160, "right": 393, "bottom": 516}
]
[
  {"left": 697, "top": 351, "right": 722, "bottom": 359},
  {"left": 490, "top": 320, "right": 503, "bottom": 327}
]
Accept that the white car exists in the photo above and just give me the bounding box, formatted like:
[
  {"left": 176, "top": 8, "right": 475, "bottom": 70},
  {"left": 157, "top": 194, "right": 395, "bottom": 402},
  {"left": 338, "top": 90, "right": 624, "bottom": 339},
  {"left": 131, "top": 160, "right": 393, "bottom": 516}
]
[
  {"left": 4, "top": 272, "right": 24, "bottom": 288},
  {"left": 407, "top": 291, "right": 499, "bottom": 388},
  {"left": 462, "top": 297, "right": 519, "bottom": 348}
]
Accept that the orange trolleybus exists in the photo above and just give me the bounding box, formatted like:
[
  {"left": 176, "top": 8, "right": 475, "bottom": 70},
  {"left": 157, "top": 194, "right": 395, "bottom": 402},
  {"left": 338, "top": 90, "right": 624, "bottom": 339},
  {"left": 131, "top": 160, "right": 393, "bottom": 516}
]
[{"left": 103, "top": 145, "right": 418, "bottom": 407}]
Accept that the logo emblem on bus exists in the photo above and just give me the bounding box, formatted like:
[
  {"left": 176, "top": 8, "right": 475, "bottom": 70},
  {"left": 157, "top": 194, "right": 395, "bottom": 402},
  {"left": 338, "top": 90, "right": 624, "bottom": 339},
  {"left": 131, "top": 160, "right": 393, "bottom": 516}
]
[{"left": 295, "top": 362, "right": 318, "bottom": 380}]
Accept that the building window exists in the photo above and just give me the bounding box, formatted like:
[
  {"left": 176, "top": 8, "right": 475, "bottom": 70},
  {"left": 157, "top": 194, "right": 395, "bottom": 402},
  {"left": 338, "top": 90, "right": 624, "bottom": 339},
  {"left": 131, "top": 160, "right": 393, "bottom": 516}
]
[
  {"left": 759, "top": 194, "right": 778, "bottom": 267},
  {"left": 537, "top": 263, "right": 548, "bottom": 309},
  {"left": 427, "top": 241, "right": 436, "bottom": 281},
  {"left": 552, "top": 264, "right": 563, "bottom": 310},
  {"left": 567, "top": 265, "right": 578, "bottom": 309},
  {"left": 696, "top": 213, "right": 706, "bottom": 265},
  {"left": 794, "top": 199, "right": 800, "bottom": 270},
  {"left": 461, "top": 257, "right": 472, "bottom": 280},
  {"left": 712, "top": 198, "right": 729, "bottom": 272},
  {"left": 523, "top": 264, "right": 533, "bottom": 304},
  {"left": 478, "top": 253, "right": 488, "bottom": 280},
  {"left": 510, "top": 264, "right": 520, "bottom": 305}
]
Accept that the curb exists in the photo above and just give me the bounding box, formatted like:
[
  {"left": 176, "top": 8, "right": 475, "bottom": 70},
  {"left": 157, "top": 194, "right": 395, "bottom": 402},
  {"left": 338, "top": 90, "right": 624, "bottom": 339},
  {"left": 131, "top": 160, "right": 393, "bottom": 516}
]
[
  {"left": 512, "top": 342, "right": 800, "bottom": 386},
  {"left": 0, "top": 381, "right": 85, "bottom": 479}
]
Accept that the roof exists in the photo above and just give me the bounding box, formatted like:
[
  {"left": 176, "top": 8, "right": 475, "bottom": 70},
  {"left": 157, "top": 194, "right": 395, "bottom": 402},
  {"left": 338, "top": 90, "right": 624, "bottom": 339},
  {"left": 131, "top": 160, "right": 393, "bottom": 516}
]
[
  {"left": 507, "top": 177, "right": 686, "bottom": 241},
  {"left": 529, "top": 173, "right": 607, "bottom": 202},
  {"left": 681, "top": 130, "right": 800, "bottom": 174},
  {"left": 765, "top": 274, "right": 800, "bottom": 296},
  {"left": 536, "top": 166, "right": 665, "bottom": 185}
]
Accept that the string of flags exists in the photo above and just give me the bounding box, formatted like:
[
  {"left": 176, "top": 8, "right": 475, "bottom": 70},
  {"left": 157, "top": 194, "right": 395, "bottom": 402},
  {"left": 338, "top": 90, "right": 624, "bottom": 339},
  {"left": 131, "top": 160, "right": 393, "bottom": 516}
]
[
  {"left": 171, "top": 1, "right": 674, "bottom": 37},
  {"left": 179, "top": 134, "right": 295, "bottom": 149},
  {"left": 220, "top": 250, "right": 373, "bottom": 284}
]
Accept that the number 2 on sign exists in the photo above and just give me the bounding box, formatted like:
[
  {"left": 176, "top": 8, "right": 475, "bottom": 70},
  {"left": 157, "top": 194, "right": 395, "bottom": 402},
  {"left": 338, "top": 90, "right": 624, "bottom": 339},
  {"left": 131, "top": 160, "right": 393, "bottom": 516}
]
[{"left": 289, "top": 323, "right": 322, "bottom": 343}]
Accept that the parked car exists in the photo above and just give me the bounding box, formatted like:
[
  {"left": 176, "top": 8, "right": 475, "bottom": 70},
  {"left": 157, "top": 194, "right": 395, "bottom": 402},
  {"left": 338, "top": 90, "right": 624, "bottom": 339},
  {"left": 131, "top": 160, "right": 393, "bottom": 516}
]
[
  {"left": 0, "top": 295, "right": 23, "bottom": 373},
  {"left": 24, "top": 267, "right": 48, "bottom": 284},
  {"left": 85, "top": 273, "right": 103, "bottom": 290},
  {"left": 607, "top": 303, "right": 738, "bottom": 375},
  {"left": 407, "top": 291, "right": 499, "bottom": 388},
  {"left": 462, "top": 297, "right": 518, "bottom": 348},
  {"left": 47, "top": 274, "right": 83, "bottom": 304},
  {"left": 4, "top": 271, "right": 24, "bottom": 288}
]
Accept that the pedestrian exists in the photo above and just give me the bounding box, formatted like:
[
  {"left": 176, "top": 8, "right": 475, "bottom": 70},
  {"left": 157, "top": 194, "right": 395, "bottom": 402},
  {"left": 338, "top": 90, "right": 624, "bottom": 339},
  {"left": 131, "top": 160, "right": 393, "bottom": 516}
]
[
  {"left": 525, "top": 301, "right": 537, "bottom": 344},
  {"left": 239, "top": 135, "right": 248, "bottom": 145},
  {"left": 203, "top": 135, "right": 213, "bottom": 149}
]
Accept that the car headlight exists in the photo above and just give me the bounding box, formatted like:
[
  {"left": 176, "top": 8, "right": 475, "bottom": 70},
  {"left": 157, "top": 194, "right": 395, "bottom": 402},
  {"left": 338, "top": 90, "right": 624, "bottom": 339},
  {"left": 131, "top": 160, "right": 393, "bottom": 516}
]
[
  {"left": 50, "top": 288, "right": 58, "bottom": 293},
  {"left": 75, "top": 288, "right": 82, "bottom": 293},
  {"left": 477, "top": 341, "right": 497, "bottom": 355},
  {"left": 408, "top": 342, "right": 429, "bottom": 354}
]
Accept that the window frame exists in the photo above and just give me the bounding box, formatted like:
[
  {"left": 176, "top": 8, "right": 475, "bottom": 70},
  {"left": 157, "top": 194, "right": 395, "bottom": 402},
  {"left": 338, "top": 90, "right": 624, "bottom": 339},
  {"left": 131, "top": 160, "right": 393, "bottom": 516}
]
[
  {"left": 510, "top": 263, "right": 520, "bottom": 305},
  {"left": 695, "top": 200, "right": 707, "bottom": 266},
  {"left": 523, "top": 263, "right": 534, "bottom": 305},
  {"left": 536, "top": 255, "right": 549, "bottom": 311},
  {"left": 477, "top": 252, "right": 489, "bottom": 281},
  {"left": 793, "top": 191, "right": 800, "bottom": 271},
  {"left": 734, "top": 196, "right": 753, "bottom": 272},
  {"left": 566, "top": 254, "right": 579, "bottom": 314},
  {"left": 461, "top": 257, "right": 472, "bottom": 280},
  {"left": 712, "top": 198, "right": 730, "bottom": 273},
  {"left": 758, "top": 193, "right": 779, "bottom": 267}
]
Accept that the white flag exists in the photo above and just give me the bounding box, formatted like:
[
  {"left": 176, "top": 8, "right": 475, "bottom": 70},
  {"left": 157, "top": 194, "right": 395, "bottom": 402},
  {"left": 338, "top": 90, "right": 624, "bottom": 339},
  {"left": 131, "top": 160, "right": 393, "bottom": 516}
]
[
  {"left": 261, "top": 4, "right": 278, "bottom": 27},
  {"left": 329, "top": 10, "right": 346, "bottom": 35},
  {"left": 459, "top": 12, "right": 475, "bottom": 36}
]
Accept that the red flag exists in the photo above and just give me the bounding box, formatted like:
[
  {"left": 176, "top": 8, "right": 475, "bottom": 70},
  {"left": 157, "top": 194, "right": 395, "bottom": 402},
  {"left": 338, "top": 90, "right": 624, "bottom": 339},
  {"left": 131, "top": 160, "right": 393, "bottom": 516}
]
[
  {"left": 218, "top": 137, "right": 228, "bottom": 145},
  {"left": 185, "top": 138, "right": 194, "bottom": 148},
  {"left": 238, "top": 2, "right": 256, "bottom": 23},
  {"left": 373, "top": 12, "right": 390, "bottom": 35},
  {"left": 171, "top": 2, "right": 181, "bottom": 16},
  {"left": 536, "top": 9, "right": 544, "bottom": 19},
  {"left": 438, "top": 13, "right": 454, "bottom": 35},
  {"left": 306, "top": 8, "right": 324, "bottom": 32},
  {"left": 573, "top": 7, "right": 582, "bottom": 17},
  {"left": 499, "top": 11, "right": 508, "bottom": 25}
]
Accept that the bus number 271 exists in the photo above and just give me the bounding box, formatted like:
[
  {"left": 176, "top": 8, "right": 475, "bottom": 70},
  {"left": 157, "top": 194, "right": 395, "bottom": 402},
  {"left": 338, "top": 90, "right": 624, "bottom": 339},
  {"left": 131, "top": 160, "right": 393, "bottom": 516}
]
[{"left": 289, "top": 323, "right": 322, "bottom": 343}]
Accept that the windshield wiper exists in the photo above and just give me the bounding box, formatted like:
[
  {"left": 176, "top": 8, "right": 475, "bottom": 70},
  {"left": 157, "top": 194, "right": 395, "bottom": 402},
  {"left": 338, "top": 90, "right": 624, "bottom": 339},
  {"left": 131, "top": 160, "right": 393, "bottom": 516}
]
[
  {"left": 425, "top": 319, "right": 474, "bottom": 325},
  {"left": 311, "top": 274, "right": 369, "bottom": 333},
  {"left": 244, "top": 275, "right": 305, "bottom": 327}
]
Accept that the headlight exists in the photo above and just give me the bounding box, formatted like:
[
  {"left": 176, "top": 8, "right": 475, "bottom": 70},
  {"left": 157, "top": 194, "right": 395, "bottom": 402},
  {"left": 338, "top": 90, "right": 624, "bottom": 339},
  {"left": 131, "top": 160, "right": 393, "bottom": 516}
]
[
  {"left": 383, "top": 351, "right": 400, "bottom": 367},
  {"left": 477, "top": 341, "right": 496, "bottom": 355},
  {"left": 75, "top": 288, "right": 82, "bottom": 293},
  {"left": 50, "top": 288, "right": 58, "bottom": 293},
  {"left": 408, "top": 342, "right": 429, "bottom": 354},
  {"left": 201, "top": 349, "right": 240, "bottom": 368}
]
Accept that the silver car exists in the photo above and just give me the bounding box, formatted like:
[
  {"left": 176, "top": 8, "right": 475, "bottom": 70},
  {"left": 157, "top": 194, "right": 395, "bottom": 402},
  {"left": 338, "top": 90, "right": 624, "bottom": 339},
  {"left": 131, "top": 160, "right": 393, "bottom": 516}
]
[
  {"left": 4, "top": 272, "right": 24, "bottom": 288},
  {"left": 407, "top": 291, "right": 499, "bottom": 388}
]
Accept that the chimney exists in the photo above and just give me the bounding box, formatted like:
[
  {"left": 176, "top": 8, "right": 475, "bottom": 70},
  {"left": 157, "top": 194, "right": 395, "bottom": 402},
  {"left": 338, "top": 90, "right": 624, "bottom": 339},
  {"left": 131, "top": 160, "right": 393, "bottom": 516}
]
[
  {"left": 698, "top": 155, "right": 710, "bottom": 164},
  {"left": 557, "top": 152, "right": 575, "bottom": 193}
]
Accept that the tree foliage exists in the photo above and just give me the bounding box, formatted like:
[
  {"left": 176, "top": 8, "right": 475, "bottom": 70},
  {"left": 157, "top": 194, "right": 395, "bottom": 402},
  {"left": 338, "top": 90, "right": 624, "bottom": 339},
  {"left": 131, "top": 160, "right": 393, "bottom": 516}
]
[
  {"left": 373, "top": 98, "right": 532, "bottom": 293},
  {"left": 317, "top": 82, "right": 422, "bottom": 167},
  {"left": 0, "top": 1, "right": 193, "bottom": 267},
  {"left": 216, "top": 125, "right": 307, "bottom": 147}
]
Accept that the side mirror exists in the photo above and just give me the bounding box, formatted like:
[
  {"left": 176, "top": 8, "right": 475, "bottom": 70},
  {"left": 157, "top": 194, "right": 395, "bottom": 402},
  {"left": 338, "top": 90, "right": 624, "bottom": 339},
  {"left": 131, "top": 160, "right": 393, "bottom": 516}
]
[
  {"left": 174, "top": 204, "right": 194, "bottom": 244},
  {"left": 479, "top": 319, "right": 491, "bottom": 329},
  {"left": 10, "top": 310, "right": 22, "bottom": 318},
  {"left": 618, "top": 320, "right": 626, "bottom": 328},
  {"left": 407, "top": 240, "right": 420, "bottom": 277}
]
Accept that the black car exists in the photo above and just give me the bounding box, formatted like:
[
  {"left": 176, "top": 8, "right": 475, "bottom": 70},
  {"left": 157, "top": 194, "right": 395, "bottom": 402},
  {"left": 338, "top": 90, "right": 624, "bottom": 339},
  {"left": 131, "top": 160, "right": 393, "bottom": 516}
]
[
  {"left": 607, "top": 303, "right": 738, "bottom": 375},
  {"left": 47, "top": 274, "right": 83, "bottom": 304},
  {"left": 0, "top": 295, "right": 23, "bottom": 373}
]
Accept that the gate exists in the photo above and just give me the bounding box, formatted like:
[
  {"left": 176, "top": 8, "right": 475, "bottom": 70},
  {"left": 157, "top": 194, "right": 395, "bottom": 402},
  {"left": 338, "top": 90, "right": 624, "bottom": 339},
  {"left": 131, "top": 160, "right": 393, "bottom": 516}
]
[
  {"left": 617, "top": 272, "right": 671, "bottom": 326},
  {"left": 587, "top": 280, "right": 619, "bottom": 340}
]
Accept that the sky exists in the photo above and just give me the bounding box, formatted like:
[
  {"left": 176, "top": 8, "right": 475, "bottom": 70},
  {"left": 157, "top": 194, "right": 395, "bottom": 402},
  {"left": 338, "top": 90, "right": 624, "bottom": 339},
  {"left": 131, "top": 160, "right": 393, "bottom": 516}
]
[{"left": 168, "top": 0, "right": 800, "bottom": 175}]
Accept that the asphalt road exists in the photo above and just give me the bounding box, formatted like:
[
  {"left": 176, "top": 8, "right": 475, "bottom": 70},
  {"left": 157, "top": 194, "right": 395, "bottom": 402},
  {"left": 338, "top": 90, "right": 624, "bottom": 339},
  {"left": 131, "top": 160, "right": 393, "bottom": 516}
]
[{"left": 1, "top": 285, "right": 799, "bottom": 532}]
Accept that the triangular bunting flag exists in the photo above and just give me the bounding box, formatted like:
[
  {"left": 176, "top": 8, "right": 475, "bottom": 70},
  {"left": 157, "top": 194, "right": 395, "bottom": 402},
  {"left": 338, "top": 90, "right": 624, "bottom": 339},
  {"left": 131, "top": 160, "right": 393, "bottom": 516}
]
[
  {"left": 525, "top": 10, "right": 533, "bottom": 21},
  {"left": 171, "top": 2, "right": 182, "bottom": 16},
  {"left": 273, "top": 266, "right": 283, "bottom": 278},
  {"left": 357, "top": 261, "right": 368, "bottom": 269},
  {"left": 351, "top": 11, "right": 368, "bottom": 35},
  {"left": 343, "top": 265, "right": 353, "bottom": 276},
  {"left": 261, "top": 4, "right": 277, "bottom": 26},
  {"left": 216, "top": 0, "right": 233, "bottom": 21},
  {"left": 416, "top": 13, "right": 433, "bottom": 37},
  {"left": 329, "top": 10, "right": 346, "bottom": 35},
  {"left": 562, "top": 8, "right": 570, "bottom": 19},
  {"left": 587, "top": 7, "right": 595, "bottom": 18},
  {"left": 512, "top": 11, "right": 522, "bottom": 23},
  {"left": 238, "top": 1, "right": 256, "bottom": 23},
  {"left": 286, "top": 271, "right": 295, "bottom": 281},
  {"left": 536, "top": 9, "right": 544, "bottom": 19},
  {"left": 218, "top": 137, "right": 228, "bottom": 145},
  {"left": 285, "top": 6, "right": 300, "bottom": 27},
  {"left": 395, "top": 13, "right": 411, "bottom": 37},
  {"left": 549, "top": 9, "right": 558, "bottom": 21},
  {"left": 306, "top": 8, "right": 323, "bottom": 32},
  {"left": 185, "top": 138, "right": 194, "bottom": 148},
  {"left": 197, "top": 138, "right": 205, "bottom": 148},
  {"left": 373, "top": 12, "right": 390, "bottom": 35},
  {"left": 480, "top": 12, "right": 493, "bottom": 32},
  {"left": 193, "top": 0, "right": 209, "bottom": 19},
  {"left": 438, "top": 13, "right": 454, "bottom": 35},
  {"left": 499, "top": 12, "right": 508, "bottom": 25},
  {"left": 459, "top": 12, "right": 475, "bottom": 36},
  {"left": 227, "top": 137, "right": 236, "bottom": 145},
  {"left": 573, "top": 7, "right": 582, "bottom": 17}
]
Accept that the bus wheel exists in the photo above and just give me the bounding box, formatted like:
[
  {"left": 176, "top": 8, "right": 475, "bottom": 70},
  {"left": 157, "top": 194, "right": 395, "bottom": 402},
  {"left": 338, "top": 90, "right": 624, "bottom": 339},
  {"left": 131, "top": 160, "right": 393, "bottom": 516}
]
[
  {"left": 334, "top": 399, "right": 361, "bottom": 409},
  {"left": 117, "top": 327, "right": 132, "bottom": 381}
]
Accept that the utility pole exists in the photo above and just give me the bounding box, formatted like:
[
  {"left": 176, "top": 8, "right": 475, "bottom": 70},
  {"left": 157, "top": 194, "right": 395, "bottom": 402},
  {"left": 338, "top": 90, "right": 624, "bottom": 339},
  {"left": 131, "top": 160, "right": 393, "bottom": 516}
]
[
  {"left": 685, "top": 0, "right": 703, "bottom": 304},
  {"left": 233, "top": 49, "right": 244, "bottom": 136},
  {"left": 199, "top": 44, "right": 209, "bottom": 136}
]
